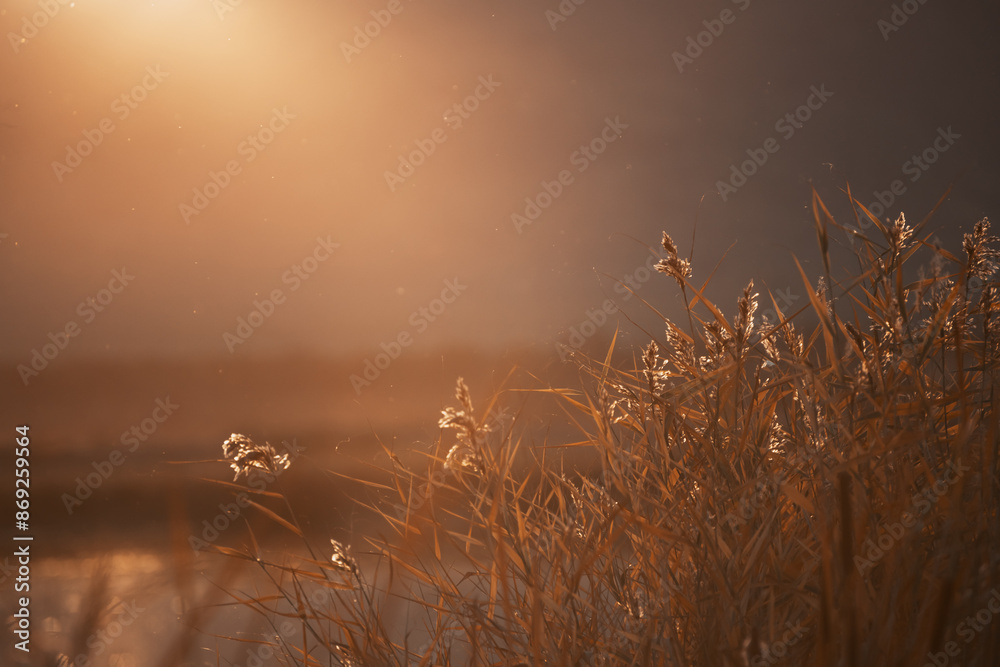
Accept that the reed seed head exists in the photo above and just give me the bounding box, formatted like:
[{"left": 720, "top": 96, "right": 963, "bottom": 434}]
[
  {"left": 655, "top": 232, "right": 692, "bottom": 287},
  {"left": 964, "top": 217, "right": 1000, "bottom": 281},
  {"left": 329, "top": 539, "right": 359, "bottom": 577},
  {"left": 222, "top": 433, "right": 291, "bottom": 481}
]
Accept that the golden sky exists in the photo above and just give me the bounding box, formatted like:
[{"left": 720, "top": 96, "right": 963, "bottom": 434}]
[{"left": 1, "top": 0, "right": 997, "bottom": 364}]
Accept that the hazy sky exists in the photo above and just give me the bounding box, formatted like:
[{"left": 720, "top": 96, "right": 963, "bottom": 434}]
[{"left": 2, "top": 0, "right": 998, "bottom": 365}]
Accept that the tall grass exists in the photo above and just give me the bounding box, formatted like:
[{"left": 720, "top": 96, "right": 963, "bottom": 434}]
[{"left": 201, "top": 189, "right": 999, "bottom": 666}]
